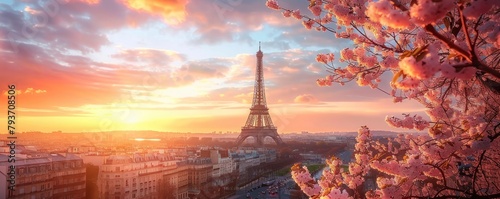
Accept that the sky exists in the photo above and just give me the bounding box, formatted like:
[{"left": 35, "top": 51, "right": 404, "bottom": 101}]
[{"left": 0, "top": 0, "right": 426, "bottom": 134}]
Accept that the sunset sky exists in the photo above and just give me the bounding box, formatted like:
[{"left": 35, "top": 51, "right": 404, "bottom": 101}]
[{"left": 0, "top": 0, "right": 425, "bottom": 133}]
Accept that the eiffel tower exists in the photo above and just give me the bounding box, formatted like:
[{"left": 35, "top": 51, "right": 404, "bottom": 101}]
[{"left": 235, "top": 43, "right": 284, "bottom": 146}]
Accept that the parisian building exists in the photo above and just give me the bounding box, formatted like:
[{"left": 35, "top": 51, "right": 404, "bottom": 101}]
[{"left": 0, "top": 152, "right": 86, "bottom": 199}]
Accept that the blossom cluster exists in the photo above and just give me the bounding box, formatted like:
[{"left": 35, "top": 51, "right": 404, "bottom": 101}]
[
  {"left": 316, "top": 53, "right": 335, "bottom": 64},
  {"left": 268, "top": 0, "right": 500, "bottom": 198},
  {"left": 385, "top": 114, "right": 429, "bottom": 131},
  {"left": 291, "top": 127, "right": 373, "bottom": 199}
]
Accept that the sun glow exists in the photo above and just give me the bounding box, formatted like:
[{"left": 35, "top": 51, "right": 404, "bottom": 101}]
[
  {"left": 152, "top": 79, "right": 219, "bottom": 98},
  {"left": 119, "top": 110, "right": 141, "bottom": 124},
  {"left": 134, "top": 138, "right": 161, "bottom": 141}
]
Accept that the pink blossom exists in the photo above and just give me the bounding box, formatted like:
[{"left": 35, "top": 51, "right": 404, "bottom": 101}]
[
  {"left": 265, "top": 0, "right": 279, "bottom": 10},
  {"left": 340, "top": 48, "right": 354, "bottom": 61},
  {"left": 330, "top": 4, "right": 351, "bottom": 25},
  {"left": 309, "top": 5, "right": 322, "bottom": 16},
  {"left": 409, "top": 0, "right": 455, "bottom": 26},
  {"left": 380, "top": 56, "right": 399, "bottom": 69},
  {"left": 323, "top": 188, "right": 351, "bottom": 199},
  {"left": 291, "top": 164, "right": 321, "bottom": 197},
  {"left": 366, "top": 0, "right": 412, "bottom": 29},
  {"left": 398, "top": 56, "right": 438, "bottom": 80},
  {"left": 316, "top": 78, "right": 332, "bottom": 86},
  {"left": 440, "top": 64, "right": 476, "bottom": 80},
  {"left": 316, "top": 54, "right": 329, "bottom": 64},
  {"left": 282, "top": 10, "right": 291, "bottom": 18},
  {"left": 267, "top": 1, "right": 500, "bottom": 198},
  {"left": 463, "top": 0, "right": 500, "bottom": 19},
  {"left": 393, "top": 96, "right": 404, "bottom": 103},
  {"left": 302, "top": 19, "right": 315, "bottom": 30},
  {"left": 316, "top": 53, "right": 335, "bottom": 64},
  {"left": 292, "top": 9, "right": 302, "bottom": 19},
  {"left": 394, "top": 76, "right": 420, "bottom": 90}
]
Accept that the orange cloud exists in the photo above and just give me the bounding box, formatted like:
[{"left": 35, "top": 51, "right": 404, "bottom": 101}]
[
  {"left": 62, "top": 0, "right": 100, "bottom": 4},
  {"left": 294, "top": 94, "right": 318, "bottom": 104},
  {"left": 120, "top": 0, "right": 189, "bottom": 25},
  {"left": 3, "top": 88, "right": 47, "bottom": 95}
]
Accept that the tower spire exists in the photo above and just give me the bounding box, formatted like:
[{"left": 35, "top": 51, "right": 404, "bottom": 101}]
[{"left": 235, "top": 44, "right": 284, "bottom": 146}]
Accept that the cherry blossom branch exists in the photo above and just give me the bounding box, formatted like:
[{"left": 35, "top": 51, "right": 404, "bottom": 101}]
[
  {"left": 266, "top": 1, "right": 500, "bottom": 198},
  {"left": 459, "top": 6, "right": 474, "bottom": 55},
  {"left": 472, "top": 150, "right": 487, "bottom": 195},
  {"left": 425, "top": 163, "right": 447, "bottom": 188},
  {"left": 487, "top": 123, "right": 500, "bottom": 141},
  {"left": 480, "top": 155, "right": 491, "bottom": 194},
  {"left": 390, "top": 0, "right": 408, "bottom": 12},
  {"left": 472, "top": 15, "right": 483, "bottom": 47},
  {"left": 476, "top": 63, "right": 500, "bottom": 80},
  {"left": 424, "top": 24, "right": 471, "bottom": 61},
  {"left": 406, "top": 196, "right": 461, "bottom": 199},
  {"left": 351, "top": 23, "right": 403, "bottom": 53},
  {"left": 406, "top": 193, "right": 500, "bottom": 199},
  {"left": 425, "top": 24, "right": 500, "bottom": 79}
]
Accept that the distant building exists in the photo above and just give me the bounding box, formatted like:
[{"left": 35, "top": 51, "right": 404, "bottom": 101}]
[
  {"left": 50, "top": 153, "right": 87, "bottom": 199},
  {"left": 79, "top": 154, "right": 108, "bottom": 166},
  {"left": 163, "top": 161, "right": 189, "bottom": 199},
  {"left": 97, "top": 154, "right": 215, "bottom": 199},
  {"left": 231, "top": 149, "right": 276, "bottom": 174},
  {"left": 67, "top": 145, "right": 96, "bottom": 154},
  {"left": 0, "top": 153, "right": 86, "bottom": 199},
  {"left": 98, "top": 154, "right": 165, "bottom": 199},
  {"left": 200, "top": 149, "right": 235, "bottom": 178},
  {"left": 186, "top": 157, "right": 213, "bottom": 196}
]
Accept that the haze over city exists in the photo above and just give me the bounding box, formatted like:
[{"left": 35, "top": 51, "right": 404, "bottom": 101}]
[{"left": 0, "top": 0, "right": 425, "bottom": 134}]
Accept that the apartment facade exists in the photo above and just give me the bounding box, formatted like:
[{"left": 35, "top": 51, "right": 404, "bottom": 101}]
[
  {"left": 98, "top": 154, "right": 164, "bottom": 199},
  {"left": 0, "top": 153, "right": 86, "bottom": 199}
]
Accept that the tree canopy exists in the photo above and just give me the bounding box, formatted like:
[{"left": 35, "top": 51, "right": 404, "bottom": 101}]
[{"left": 266, "top": 0, "right": 500, "bottom": 198}]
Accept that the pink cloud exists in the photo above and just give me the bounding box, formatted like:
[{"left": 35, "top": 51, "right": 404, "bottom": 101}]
[
  {"left": 113, "top": 49, "right": 185, "bottom": 66},
  {"left": 63, "top": 0, "right": 100, "bottom": 4},
  {"left": 306, "top": 64, "right": 321, "bottom": 73},
  {"left": 281, "top": 66, "right": 300, "bottom": 73},
  {"left": 294, "top": 94, "right": 319, "bottom": 104}
]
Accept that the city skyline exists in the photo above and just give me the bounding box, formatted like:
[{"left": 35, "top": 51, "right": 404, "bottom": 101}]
[{"left": 0, "top": 0, "right": 425, "bottom": 133}]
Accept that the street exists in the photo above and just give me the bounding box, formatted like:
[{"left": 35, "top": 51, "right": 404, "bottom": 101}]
[
  {"left": 228, "top": 150, "right": 353, "bottom": 199},
  {"left": 229, "top": 175, "right": 296, "bottom": 199}
]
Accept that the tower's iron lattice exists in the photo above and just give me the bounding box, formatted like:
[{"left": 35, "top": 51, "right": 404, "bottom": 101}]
[{"left": 235, "top": 43, "right": 284, "bottom": 146}]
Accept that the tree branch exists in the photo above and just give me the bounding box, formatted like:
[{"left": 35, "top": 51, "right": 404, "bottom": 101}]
[
  {"left": 425, "top": 24, "right": 500, "bottom": 79},
  {"left": 424, "top": 24, "right": 471, "bottom": 61},
  {"left": 459, "top": 6, "right": 475, "bottom": 55}
]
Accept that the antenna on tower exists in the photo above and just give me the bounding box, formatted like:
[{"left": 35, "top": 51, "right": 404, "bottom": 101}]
[{"left": 259, "top": 41, "right": 261, "bottom": 51}]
